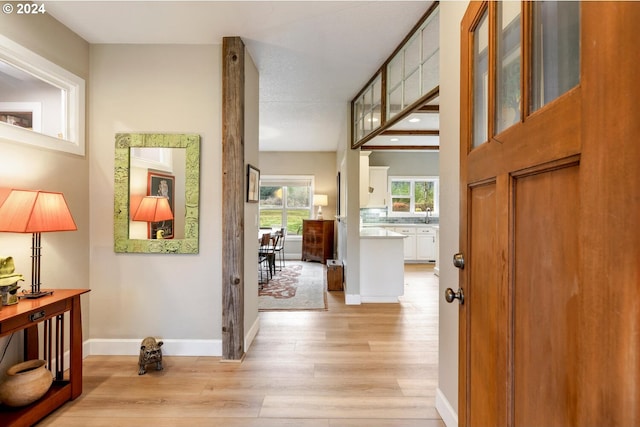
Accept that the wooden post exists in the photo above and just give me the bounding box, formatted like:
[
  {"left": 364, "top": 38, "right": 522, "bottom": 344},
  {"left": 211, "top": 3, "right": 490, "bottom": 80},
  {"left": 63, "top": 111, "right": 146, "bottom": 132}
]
[{"left": 221, "top": 36, "right": 245, "bottom": 361}]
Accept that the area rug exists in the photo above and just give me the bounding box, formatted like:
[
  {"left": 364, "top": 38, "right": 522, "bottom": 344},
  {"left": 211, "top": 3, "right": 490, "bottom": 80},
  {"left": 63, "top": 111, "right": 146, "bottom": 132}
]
[{"left": 259, "top": 261, "right": 327, "bottom": 311}]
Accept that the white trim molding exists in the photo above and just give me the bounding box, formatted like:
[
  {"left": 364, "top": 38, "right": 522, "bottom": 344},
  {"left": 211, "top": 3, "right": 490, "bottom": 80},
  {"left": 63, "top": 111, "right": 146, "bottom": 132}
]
[
  {"left": 244, "top": 317, "right": 260, "bottom": 352},
  {"left": 436, "top": 387, "right": 459, "bottom": 427},
  {"left": 344, "top": 294, "right": 362, "bottom": 305},
  {"left": 87, "top": 338, "right": 222, "bottom": 357},
  {"left": 0, "top": 34, "right": 85, "bottom": 156}
]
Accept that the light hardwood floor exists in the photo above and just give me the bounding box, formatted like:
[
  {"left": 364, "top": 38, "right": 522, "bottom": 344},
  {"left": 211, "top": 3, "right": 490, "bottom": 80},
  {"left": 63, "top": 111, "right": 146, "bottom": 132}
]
[{"left": 39, "top": 264, "right": 443, "bottom": 427}]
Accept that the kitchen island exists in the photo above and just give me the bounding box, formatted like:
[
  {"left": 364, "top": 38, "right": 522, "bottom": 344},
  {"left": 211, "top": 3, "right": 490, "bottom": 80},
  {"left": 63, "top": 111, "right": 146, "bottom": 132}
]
[{"left": 360, "top": 227, "right": 405, "bottom": 302}]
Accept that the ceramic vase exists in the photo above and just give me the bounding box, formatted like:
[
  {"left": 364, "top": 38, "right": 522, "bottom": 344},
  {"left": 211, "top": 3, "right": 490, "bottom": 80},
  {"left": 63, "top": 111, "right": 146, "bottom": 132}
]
[{"left": 0, "top": 360, "right": 53, "bottom": 407}]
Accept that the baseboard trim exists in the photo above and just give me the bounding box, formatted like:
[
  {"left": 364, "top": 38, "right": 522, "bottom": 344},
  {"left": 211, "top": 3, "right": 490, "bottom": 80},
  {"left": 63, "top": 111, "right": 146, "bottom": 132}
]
[
  {"left": 87, "top": 338, "right": 222, "bottom": 356},
  {"left": 436, "top": 387, "right": 458, "bottom": 427},
  {"left": 361, "top": 296, "right": 400, "bottom": 303},
  {"left": 244, "top": 316, "right": 260, "bottom": 352},
  {"left": 344, "top": 293, "right": 361, "bottom": 305}
]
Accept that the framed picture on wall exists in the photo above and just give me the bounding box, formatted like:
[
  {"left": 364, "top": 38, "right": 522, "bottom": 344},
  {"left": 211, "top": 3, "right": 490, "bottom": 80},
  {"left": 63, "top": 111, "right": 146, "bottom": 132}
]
[
  {"left": 147, "top": 171, "right": 175, "bottom": 239},
  {"left": 247, "top": 164, "right": 260, "bottom": 203}
]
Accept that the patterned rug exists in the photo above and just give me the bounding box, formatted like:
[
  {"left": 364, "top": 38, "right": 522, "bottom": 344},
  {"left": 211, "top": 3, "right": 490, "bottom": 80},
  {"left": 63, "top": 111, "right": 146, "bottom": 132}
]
[{"left": 259, "top": 261, "right": 327, "bottom": 311}]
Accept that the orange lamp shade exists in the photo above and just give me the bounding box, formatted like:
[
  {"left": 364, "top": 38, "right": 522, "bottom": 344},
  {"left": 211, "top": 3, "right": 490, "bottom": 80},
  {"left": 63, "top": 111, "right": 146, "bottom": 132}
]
[
  {"left": 0, "top": 189, "right": 77, "bottom": 233},
  {"left": 132, "top": 196, "right": 173, "bottom": 222}
]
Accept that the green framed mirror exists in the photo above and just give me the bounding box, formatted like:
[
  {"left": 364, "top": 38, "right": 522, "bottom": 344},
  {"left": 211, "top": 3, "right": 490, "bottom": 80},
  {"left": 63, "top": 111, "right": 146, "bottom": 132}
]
[{"left": 114, "top": 133, "right": 200, "bottom": 253}]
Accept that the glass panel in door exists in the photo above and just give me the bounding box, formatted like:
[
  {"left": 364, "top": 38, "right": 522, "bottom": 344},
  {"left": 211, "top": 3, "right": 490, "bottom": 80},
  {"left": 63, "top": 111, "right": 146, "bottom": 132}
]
[
  {"left": 530, "top": 1, "right": 580, "bottom": 112},
  {"left": 473, "top": 10, "right": 489, "bottom": 148},
  {"left": 495, "top": 1, "right": 521, "bottom": 134}
]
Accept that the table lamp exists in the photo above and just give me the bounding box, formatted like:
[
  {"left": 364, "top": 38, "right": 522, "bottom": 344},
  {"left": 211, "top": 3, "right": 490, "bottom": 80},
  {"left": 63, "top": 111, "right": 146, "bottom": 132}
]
[
  {"left": 0, "top": 189, "right": 77, "bottom": 298},
  {"left": 132, "top": 196, "right": 173, "bottom": 239},
  {"left": 313, "top": 194, "right": 328, "bottom": 220}
]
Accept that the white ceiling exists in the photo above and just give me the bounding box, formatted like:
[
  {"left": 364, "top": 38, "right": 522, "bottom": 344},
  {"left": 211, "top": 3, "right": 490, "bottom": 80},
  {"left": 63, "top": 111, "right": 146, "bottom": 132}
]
[{"left": 43, "top": 1, "right": 433, "bottom": 152}]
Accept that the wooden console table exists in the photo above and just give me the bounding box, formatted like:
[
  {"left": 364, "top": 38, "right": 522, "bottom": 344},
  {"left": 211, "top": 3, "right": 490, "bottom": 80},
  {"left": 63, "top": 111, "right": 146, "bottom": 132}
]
[{"left": 0, "top": 289, "right": 89, "bottom": 427}]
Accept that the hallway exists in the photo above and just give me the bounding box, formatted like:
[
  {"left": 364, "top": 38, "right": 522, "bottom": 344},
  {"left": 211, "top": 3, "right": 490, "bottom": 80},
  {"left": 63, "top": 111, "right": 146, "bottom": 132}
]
[{"left": 40, "top": 264, "right": 443, "bottom": 426}]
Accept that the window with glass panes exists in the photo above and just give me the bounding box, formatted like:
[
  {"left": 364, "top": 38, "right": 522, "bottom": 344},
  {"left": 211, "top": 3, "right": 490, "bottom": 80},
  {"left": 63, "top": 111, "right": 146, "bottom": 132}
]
[
  {"left": 389, "top": 177, "right": 439, "bottom": 216},
  {"left": 259, "top": 176, "right": 313, "bottom": 236}
]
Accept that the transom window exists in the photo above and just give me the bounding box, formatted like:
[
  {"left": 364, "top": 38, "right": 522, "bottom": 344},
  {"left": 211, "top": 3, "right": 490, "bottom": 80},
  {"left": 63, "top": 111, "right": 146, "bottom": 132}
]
[
  {"left": 0, "top": 35, "right": 85, "bottom": 156},
  {"left": 471, "top": 1, "right": 580, "bottom": 149},
  {"left": 389, "top": 177, "right": 439, "bottom": 216},
  {"left": 259, "top": 176, "right": 313, "bottom": 236}
]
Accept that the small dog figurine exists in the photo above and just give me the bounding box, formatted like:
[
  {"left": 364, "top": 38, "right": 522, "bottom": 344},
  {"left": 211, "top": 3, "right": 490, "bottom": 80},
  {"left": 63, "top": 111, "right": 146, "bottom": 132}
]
[{"left": 138, "top": 337, "right": 164, "bottom": 375}]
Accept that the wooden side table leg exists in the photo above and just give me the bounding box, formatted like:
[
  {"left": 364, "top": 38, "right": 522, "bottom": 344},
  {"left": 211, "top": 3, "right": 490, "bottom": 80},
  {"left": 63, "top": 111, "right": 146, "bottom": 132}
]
[
  {"left": 69, "top": 295, "right": 83, "bottom": 399},
  {"left": 23, "top": 324, "right": 39, "bottom": 361}
]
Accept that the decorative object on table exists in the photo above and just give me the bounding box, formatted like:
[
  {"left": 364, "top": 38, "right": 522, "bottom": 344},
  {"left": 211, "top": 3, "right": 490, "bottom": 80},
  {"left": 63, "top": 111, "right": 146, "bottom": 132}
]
[
  {"left": 246, "top": 164, "right": 260, "bottom": 203},
  {"left": 0, "top": 256, "right": 23, "bottom": 305},
  {"left": 313, "top": 194, "right": 328, "bottom": 220},
  {"left": 0, "top": 283, "right": 20, "bottom": 306},
  {"left": 0, "top": 359, "right": 53, "bottom": 407},
  {"left": 138, "top": 337, "right": 164, "bottom": 375},
  {"left": 0, "top": 189, "right": 77, "bottom": 298},
  {"left": 146, "top": 171, "right": 175, "bottom": 239},
  {"left": 132, "top": 196, "right": 174, "bottom": 240}
]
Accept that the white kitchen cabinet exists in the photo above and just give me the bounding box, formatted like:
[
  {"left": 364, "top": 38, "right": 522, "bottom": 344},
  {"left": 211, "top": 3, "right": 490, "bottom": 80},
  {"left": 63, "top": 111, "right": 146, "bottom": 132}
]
[
  {"left": 392, "top": 226, "right": 437, "bottom": 262},
  {"left": 416, "top": 227, "right": 436, "bottom": 261},
  {"left": 395, "top": 227, "right": 416, "bottom": 260},
  {"left": 367, "top": 166, "right": 389, "bottom": 207}
]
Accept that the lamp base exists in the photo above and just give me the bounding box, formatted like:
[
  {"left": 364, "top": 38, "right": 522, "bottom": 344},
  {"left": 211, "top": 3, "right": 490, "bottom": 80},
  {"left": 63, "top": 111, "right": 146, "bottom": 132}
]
[{"left": 21, "top": 290, "right": 53, "bottom": 299}]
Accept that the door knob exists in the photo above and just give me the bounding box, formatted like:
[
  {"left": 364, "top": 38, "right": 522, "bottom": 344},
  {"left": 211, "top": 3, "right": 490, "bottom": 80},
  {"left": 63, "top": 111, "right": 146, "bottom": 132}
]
[
  {"left": 453, "top": 252, "right": 465, "bottom": 269},
  {"left": 445, "top": 288, "right": 464, "bottom": 305}
]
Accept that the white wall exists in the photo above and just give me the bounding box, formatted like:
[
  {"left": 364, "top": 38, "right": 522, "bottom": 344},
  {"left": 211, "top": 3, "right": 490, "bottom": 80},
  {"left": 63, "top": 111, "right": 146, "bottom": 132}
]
[
  {"left": 0, "top": 12, "right": 90, "bottom": 370},
  {"left": 437, "top": 2, "right": 469, "bottom": 426},
  {"left": 369, "top": 151, "right": 439, "bottom": 176},
  {"left": 89, "top": 44, "right": 225, "bottom": 355},
  {"left": 244, "top": 47, "right": 261, "bottom": 350}
]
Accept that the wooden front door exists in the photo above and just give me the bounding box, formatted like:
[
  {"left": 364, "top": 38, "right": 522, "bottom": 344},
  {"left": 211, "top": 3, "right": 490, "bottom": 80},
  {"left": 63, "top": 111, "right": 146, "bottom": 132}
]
[{"left": 456, "top": 2, "right": 639, "bottom": 426}]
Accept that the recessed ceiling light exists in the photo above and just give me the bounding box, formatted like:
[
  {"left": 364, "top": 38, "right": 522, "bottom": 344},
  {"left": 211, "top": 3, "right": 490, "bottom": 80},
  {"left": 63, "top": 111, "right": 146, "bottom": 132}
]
[
  {"left": 390, "top": 138, "right": 399, "bottom": 142},
  {"left": 408, "top": 118, "right": 421, "bottom": 123}
]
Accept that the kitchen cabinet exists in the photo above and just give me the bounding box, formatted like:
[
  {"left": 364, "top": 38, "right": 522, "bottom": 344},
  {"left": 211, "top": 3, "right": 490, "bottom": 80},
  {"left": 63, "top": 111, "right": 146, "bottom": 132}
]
[
  {"left": 301, "top": 219, "right": 334, "bottom": 264},
  {"left": 394, "top": 227, "right": 416, "bottom": 260},
  {"left": 367, "top": 166, "right": 389, "bottom": 207},
  {"left": 416, "top": 227, "right": 436, "bottom": 261},
  {"left": 393, "top": 226, "right": 436, "bottom": 262}
]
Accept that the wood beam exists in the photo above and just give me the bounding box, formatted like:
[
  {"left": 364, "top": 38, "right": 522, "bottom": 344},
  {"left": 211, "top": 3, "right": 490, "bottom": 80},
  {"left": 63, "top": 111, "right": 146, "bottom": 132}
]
[
  {"left": 417, "top": 105, "right": 440, "bottom": 112},
  {"left": 380, "top": 129, "right": 440, "bottom": 136},
  {"left": 361, "top": 145, "right": 440, "bottom": 151},
  {"left": 222, "top": 36, "right": 245, "bottom": 361}
]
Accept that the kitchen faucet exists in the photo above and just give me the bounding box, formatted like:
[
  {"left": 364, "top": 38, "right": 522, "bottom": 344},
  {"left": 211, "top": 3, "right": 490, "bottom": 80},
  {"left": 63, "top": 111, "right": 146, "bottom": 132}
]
[{"left": 425, "top": 207, "right": 431, "bottom": 224}]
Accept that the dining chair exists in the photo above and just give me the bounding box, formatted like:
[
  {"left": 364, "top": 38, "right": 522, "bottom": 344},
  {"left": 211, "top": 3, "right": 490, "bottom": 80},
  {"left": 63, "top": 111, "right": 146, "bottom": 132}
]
[
  {"left": 266, "top": 232, "right": 279, "bottom": 277},
  {"left": 258, "top": 232, "right": 271, "bottom": 286},
  {"left": 274, "top": 227, "right": 286, "bottom": 272}
]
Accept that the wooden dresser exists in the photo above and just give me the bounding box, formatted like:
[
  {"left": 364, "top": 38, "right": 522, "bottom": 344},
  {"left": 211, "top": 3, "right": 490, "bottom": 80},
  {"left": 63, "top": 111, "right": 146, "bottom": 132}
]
[{"left": 301, "top": 219, "right": 334, "bottom": 264}]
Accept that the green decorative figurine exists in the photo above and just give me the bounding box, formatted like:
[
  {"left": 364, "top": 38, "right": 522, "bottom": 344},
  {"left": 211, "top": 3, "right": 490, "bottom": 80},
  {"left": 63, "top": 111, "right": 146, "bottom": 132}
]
[{"left": 0, "top": 257, "right": 23, "bottom": 305}]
